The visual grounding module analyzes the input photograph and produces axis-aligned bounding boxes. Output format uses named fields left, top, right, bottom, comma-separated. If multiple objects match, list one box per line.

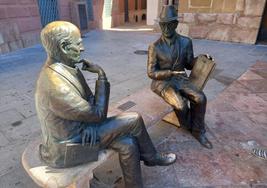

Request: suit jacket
left=147, top=33, right=194, bottom=95
left=35, top=62, right=110, bottom=168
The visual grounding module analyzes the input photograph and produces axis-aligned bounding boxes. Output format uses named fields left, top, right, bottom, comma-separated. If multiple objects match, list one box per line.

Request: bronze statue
left=147, top=5, right=213, bottom=149
left=35, top=21, right=176, bottom=188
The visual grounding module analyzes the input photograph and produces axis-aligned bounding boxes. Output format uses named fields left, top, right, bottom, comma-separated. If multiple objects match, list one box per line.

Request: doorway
left=124, top=0, right=129, bottom=22
left=257, top=2, right=267, bottom=44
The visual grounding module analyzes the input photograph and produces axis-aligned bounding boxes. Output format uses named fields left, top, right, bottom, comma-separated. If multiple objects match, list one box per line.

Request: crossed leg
left=97, top=112, right=157, bottom=188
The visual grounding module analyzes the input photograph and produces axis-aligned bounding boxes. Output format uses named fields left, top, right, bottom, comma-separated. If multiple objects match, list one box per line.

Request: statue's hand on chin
left=80, top=59, right=102, bottom=73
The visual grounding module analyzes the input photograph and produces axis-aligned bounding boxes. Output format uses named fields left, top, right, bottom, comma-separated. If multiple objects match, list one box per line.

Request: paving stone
left=222, top=81, right=253, bottom=95
left=0, top=130, right=10, bottom=147
left=256, top=93, right=267, bottom=101
left=203, top=78, right=227, bottom=101
left=0, top=142, right=28, bottom=176
left=0, top=166, right=37, bottom=188
left=0, top=109, right=24, bottom=127
left=230, top=93, right=267, bottom=113
left=206, top=99, right=237, bottom=114
left=1, top=115, right=41, bottom=143
left=238, top=70, right=264, bottom=80
left=244, top=112, right=267, bottom=126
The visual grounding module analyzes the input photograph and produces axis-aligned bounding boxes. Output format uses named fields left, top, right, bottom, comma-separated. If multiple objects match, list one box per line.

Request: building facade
left=0, top=0, right=147, bottom=54
left=148, top=0, right=267, bottom=44
left=1, top=0, right=266, bottom=54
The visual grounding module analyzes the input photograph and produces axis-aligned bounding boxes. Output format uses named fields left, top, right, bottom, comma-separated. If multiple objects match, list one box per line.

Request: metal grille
left=117, top=101, right=136, bottom=111
left=38, top=0, right=59, bottom=27
left=78, top=4, right=88, bottom=30
left=86, top=0, right=94, bottom=21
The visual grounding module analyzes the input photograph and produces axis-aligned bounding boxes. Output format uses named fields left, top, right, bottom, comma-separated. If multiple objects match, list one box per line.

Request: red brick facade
left=0, top=0, right=42, bottom=53
left=0, top=0, right=147, bottom=54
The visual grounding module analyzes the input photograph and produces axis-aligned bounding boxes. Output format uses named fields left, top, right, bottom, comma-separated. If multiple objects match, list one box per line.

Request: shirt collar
left=60, top=63, right=79, bottom=76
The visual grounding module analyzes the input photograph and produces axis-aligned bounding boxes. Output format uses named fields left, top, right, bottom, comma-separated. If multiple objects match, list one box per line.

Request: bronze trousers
left=161, top=77, right=207, bottom=134
left=96, top=112, right=157, bottom=188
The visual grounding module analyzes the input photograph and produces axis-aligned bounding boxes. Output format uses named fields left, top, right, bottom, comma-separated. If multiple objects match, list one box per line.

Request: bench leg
left=162, top=111, right=181, bottom=127
left=67, top=173, right=93, bottom=188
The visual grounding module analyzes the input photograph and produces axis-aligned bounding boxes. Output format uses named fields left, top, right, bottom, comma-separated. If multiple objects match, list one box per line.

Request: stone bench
left=22, top=138, right=115, bottom=188
left=22, top=88, right=172, bottom=188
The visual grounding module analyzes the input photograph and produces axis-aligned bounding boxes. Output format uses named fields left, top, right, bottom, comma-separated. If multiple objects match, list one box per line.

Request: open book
left=189, top=55, right=216, bottom=91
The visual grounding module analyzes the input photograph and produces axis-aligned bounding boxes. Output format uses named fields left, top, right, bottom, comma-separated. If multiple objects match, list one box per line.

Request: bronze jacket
left=147, top=33, right=194, bottom=95
left=35, top=62, right=110, bottom=168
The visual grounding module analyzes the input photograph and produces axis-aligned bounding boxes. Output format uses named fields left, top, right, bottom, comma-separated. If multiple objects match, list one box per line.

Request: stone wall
left=154, top=0, right=266, bottom=44
left=0, top=0, right=42, bottom=54
left=176, top=0, right=266, bottom=44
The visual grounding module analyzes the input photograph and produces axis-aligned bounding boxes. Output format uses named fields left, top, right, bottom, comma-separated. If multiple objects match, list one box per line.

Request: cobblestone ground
left=0, top=29, right=267, bottom=187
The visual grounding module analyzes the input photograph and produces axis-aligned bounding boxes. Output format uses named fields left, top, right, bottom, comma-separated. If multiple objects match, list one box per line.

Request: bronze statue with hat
left=147, top=4, right=214, bottom=149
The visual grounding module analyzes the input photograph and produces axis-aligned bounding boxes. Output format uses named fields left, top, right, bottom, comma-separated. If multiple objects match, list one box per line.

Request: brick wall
left=58, top=0, right=72, bottom=22
left=0, top=0, right=42, bottom=54
left=176, top=0, right=266, bottom=44
left=0, top=0, right=107, bottom=54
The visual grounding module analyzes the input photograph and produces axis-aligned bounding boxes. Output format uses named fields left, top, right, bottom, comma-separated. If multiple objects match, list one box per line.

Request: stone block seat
left=22, top=138, right=114, bottom=188
left=22, top=88, right=172, bottom=188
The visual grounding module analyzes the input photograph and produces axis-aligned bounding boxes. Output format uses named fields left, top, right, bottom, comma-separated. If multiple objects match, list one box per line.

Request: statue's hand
left=80, top=59, right=106, bottom=78
left=80, top=59, right=102, bottom=73
left=172, top=71, right=188, bottom=80
left=172, top=71, right=186, bottom=76
left=82, top=126, right=98, bottom=147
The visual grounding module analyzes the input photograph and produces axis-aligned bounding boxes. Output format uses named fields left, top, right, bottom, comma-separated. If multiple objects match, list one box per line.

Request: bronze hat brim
left=155, top=16, right=179, bottom=23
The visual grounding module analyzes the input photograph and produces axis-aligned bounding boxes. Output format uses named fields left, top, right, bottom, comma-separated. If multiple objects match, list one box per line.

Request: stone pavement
left=140, top=61, right=267, bottom=188
left=0, top=29, right=267, bottom=187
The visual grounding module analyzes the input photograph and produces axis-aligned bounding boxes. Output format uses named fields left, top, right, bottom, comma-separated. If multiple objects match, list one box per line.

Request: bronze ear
left=59, top=41, right=69, bottom=54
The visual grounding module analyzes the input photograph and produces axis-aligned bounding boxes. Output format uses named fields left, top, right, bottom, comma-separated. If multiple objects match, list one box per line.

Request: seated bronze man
left=35, top=21, right=176, bottom=188
left=147, top=5, right=213, bottom=149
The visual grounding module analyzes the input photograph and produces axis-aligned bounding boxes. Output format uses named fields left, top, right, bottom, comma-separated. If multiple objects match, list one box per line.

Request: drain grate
left=134, top=50, right=148, bottom=55
left=117, top=101, right=136, bottom=111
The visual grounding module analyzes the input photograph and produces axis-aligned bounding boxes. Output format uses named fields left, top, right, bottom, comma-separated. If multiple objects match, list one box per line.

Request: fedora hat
left=156, top=5, right=178, bottom=23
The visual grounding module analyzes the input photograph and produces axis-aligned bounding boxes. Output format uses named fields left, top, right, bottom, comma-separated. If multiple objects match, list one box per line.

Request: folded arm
left=147, top=44, right=173, bottom=80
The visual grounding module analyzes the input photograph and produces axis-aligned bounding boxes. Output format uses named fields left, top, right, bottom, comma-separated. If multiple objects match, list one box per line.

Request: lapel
left=49, top=63, right=87, bottom=99
left=160, top=38, right=173, bottom=65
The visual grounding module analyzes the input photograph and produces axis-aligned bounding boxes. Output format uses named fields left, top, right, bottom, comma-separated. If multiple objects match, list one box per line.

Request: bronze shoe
left=192, top=132, right=213, bottom=149
left=143, top=153, right=177, bottom=166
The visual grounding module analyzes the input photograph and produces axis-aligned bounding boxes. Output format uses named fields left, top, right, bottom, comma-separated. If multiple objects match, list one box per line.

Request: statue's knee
left=128, top=112, right=143, bottom=126
left=195, top=92, right=207, bottom=104
left=172, top=99, right=187, bottom=112
left=119, top=137, right=138, bottom=154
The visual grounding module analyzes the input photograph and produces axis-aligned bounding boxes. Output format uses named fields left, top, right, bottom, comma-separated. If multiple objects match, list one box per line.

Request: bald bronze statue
left=147, top=5, right=213, bottom=149
left=35, top=21, right=176, bottom=188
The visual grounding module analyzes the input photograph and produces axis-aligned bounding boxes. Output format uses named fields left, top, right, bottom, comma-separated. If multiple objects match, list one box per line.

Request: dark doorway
left=142, top=14, right=146, bottom=20
left=257, top=2, right=267, bottom=44
left=124, top=0, right=129, bottom=22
